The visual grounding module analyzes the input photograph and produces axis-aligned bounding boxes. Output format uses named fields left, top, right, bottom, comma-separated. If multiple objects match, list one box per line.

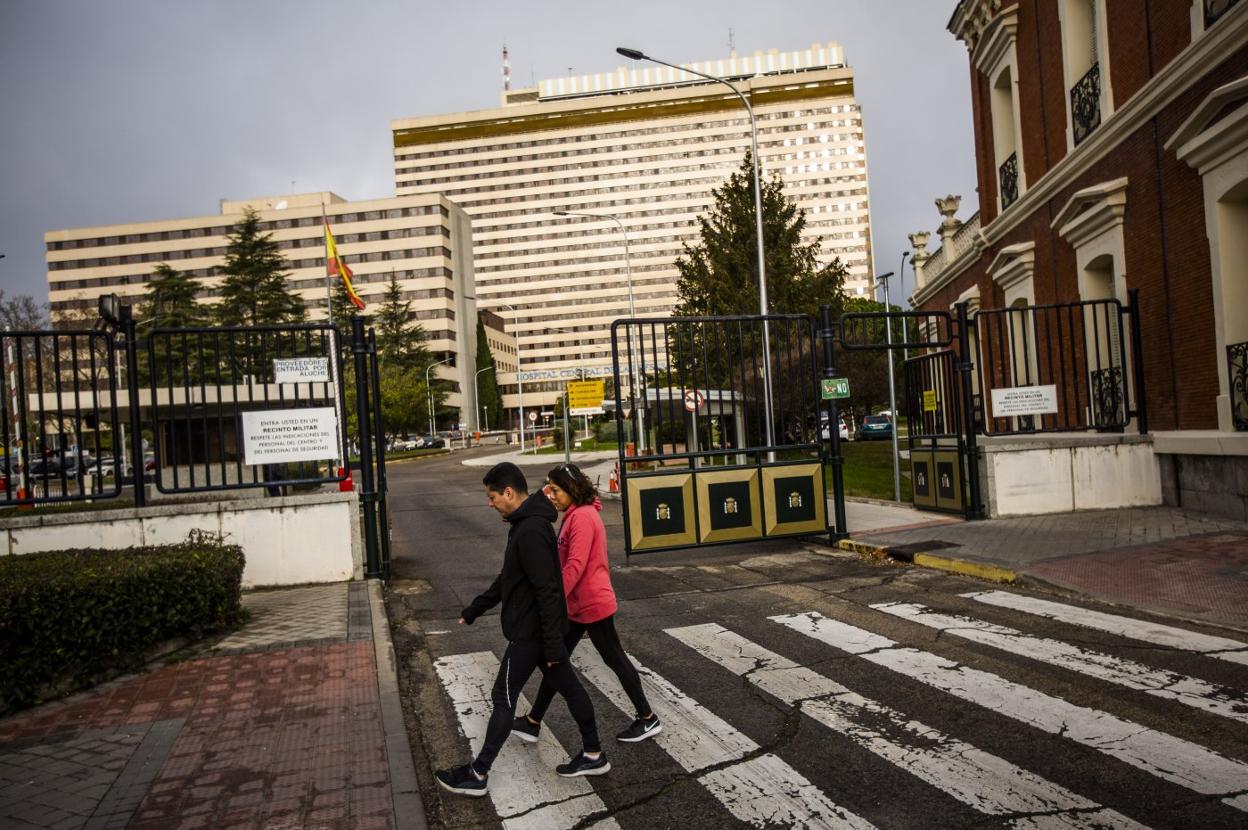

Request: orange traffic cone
left=609, top=463, right=619, bottom=493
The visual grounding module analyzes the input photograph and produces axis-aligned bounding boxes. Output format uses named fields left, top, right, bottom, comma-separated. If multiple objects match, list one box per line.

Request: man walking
left=435, top=462, right=608, bottom=797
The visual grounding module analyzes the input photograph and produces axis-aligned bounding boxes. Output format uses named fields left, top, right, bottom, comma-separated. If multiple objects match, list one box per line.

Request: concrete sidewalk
left=838, top=500, right=1248, bottom=632
left=0, top=582, right=425, bottom=830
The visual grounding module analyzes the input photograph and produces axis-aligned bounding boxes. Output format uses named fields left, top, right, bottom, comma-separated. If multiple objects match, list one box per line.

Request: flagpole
left=323, top=205, right=345, bottom=474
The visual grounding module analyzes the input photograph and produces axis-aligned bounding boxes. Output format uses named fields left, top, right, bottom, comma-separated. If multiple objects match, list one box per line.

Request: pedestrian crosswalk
left=430, top=591, right=1248, bottom=828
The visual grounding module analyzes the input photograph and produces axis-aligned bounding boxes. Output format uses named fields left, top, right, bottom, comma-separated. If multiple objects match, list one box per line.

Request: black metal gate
left=609, top=314, right=842, bottom=557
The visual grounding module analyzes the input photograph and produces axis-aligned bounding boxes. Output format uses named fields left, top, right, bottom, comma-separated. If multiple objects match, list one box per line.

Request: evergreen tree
left=836, top=296, right=909, bottom=426
left=375, top=272, right=430, bottom=371
left=473, top=319, right=502, bottom=431
left=673, top=152, right=848, bottom=319
left=138, top=263, right=202, bottom=384
left=215, top=207, right=306, bottom=327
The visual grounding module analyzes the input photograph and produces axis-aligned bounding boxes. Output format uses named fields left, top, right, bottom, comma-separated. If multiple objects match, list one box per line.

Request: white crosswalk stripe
left=665, top=621, right=1147, bottom=829
left=571, top=646, right=878, bottom=829
left=872, top=601, right=1248, bottom=725
left=432, top=652, right=621, bottom=830
left=963, top=591, right=1248, bottom=667
left=771, top=611, right=1248, bottom=811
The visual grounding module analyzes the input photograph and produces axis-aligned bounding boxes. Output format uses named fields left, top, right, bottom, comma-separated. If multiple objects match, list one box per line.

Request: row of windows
left=47, top=205, right=449, bottom=251
left=399, top=130, right=863, bottom=182
left=393, top=104, right=861, bottom=162
left=50, top=264, right=456, bottom=294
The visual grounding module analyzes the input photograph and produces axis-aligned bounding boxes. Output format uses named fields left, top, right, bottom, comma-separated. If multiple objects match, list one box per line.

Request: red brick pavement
left=1026, top=532, right=1248, bottom=630
left=0, top=641, right=393, bottom=830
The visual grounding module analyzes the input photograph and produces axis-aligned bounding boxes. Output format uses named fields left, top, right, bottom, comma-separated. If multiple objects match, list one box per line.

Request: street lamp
left=426, top=356, right=453, bottom=439
left=873, top=270, right=901, bottom=502
left=474, top=365, right=494, bottom=433
left=552, top=209, right=646, bottom=452
left=466, top=297, right=526, bottom=452
left=545, top=325, right=591, bottom=440
left=616, top=46, right=774, bottom=448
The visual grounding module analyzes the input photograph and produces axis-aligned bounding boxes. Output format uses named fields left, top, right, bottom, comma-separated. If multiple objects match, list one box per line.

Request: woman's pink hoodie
left=557, top=498, right=618, bottom=623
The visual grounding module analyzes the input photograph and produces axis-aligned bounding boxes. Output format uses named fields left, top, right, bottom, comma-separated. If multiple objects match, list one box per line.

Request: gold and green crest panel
left=695, top=468, right=763, bottom=543
left=626, top=472, right=697, bottom=551
left=761, top=463, right=826, bottom=536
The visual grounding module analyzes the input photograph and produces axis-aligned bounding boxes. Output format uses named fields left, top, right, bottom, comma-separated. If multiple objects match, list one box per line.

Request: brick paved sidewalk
left=0, top=582, right=419, bottom=830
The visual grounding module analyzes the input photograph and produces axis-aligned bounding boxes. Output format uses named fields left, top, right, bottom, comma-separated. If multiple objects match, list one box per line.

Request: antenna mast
left=502, top=44, right=511, bottom=91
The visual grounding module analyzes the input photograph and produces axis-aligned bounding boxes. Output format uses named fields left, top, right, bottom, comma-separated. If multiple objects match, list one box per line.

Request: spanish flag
left=323, top=216, right=365, bottom=310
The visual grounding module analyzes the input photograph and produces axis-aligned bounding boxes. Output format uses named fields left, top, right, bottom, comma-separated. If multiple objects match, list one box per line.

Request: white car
left=821, top=418, right=850, bottom=442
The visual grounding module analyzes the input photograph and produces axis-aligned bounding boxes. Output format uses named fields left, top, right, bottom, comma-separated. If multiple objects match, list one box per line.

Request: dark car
left=421, top=436, right=446, bottom=449
left=857, top=415, right=894, bottom=441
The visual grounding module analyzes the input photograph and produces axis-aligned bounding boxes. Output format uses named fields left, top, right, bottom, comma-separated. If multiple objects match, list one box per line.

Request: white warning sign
left=242, top=407, right=339, bottom=465
left=273, top=357, right=330, bottom=384
left=990, top=385, right=1059, bottom=418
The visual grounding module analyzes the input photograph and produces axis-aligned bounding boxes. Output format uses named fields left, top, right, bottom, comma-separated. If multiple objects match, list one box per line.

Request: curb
left=837, top=539, right=1017, bottom=584
left=368, top=580, right=428, bottom=830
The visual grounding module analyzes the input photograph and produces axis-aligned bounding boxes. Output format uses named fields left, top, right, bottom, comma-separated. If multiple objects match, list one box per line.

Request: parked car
left=857, top=414, right=894, bottom=441
left=820, top=417, right=850, bottom=442
left=420, top=435, right=446, bottom=449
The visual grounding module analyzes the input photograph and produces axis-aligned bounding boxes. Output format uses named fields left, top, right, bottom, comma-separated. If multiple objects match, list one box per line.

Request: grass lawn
left=535, top=436, right=612, bottom=454
left=827, top=440, right=911, bottom=502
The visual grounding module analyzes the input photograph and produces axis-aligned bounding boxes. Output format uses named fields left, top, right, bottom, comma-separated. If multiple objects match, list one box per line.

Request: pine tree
left=138, top=263, right=202, bottom=384
left=673, top=152, right=847, bottom=319
left=473, top=319, right=502, bottom=431
left=374, top=272, right=430, bottom=372
left=215, top=207, right=306, bottom=327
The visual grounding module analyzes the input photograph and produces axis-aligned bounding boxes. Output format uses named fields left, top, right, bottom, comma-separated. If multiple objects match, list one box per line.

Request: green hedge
left=0, top=531, right=245, bottom=713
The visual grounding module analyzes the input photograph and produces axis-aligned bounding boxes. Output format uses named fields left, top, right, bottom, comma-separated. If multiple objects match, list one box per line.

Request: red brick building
left=908, top=0, right=1248, bottom=519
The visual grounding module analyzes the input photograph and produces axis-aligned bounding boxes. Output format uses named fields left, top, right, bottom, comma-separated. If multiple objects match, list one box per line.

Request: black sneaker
left=555, top=752, right=611, bottom=777
left=435, top=764, right=488, bottom=797
left=616, top=716, right=662, bottom=743
left=511, top=716, right=540, bottom=743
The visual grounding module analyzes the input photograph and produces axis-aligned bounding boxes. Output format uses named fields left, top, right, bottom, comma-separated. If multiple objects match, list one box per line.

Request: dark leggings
left=473, top=639, right=600, bottom=774
left=528, top=615, right=652, bottom=723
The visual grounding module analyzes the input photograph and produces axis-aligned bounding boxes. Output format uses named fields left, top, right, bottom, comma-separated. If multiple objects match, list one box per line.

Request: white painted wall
left=981, top=437, right=1161, bottom=517
left=1, top=492, right=362, bottom=588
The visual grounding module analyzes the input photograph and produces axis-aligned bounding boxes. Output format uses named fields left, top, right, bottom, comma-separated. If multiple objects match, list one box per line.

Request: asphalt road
left=384, top=449, right=1248, bottom=830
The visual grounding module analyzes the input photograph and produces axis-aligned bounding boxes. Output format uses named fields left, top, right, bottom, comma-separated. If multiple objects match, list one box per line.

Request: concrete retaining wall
left=978, top=434, right=1161, bottom=517
left=1, top=492, right=362, bottom=588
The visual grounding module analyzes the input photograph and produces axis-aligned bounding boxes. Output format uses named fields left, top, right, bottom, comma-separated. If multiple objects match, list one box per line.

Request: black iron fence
left=1071, top=62, right=1102, bottom=146
left=972, top=292, right=1147, bottom=435
left=1, top=329, right=123, bottom=503
left=1230, top=339, right=1248, bottom=432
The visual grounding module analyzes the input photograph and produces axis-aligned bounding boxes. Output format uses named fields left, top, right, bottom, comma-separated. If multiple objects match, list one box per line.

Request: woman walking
left=511, top=462, right=661, bottom=744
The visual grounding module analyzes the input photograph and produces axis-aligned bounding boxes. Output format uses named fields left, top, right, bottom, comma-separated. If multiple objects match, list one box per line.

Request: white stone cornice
left=988, top=241, right=1036, bottom=293
left=949, top=0, right=1006, bottom=53
left=973, top=8, right=1020, bottom=74
left=1167, top=75, right=1248, bottom=174
left=1052, top=177, right=1129, bottom=247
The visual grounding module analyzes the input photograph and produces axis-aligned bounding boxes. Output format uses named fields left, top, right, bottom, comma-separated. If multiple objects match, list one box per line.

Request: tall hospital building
left=392, top=42, right=874, bottom=408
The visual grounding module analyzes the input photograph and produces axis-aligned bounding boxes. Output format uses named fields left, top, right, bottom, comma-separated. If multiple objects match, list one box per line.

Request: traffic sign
left=683, top=389, right=706, bottom=412
left=923, top=390, right=938, bottom=412
left=567, top=379, right=605, bottom=416
left=821, top=377, right=850, bottom=400
left=528, top=411, right=537, bottom=422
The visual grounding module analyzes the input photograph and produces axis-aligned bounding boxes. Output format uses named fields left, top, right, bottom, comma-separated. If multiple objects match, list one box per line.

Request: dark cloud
left=0, top=0, right=975, bottom=308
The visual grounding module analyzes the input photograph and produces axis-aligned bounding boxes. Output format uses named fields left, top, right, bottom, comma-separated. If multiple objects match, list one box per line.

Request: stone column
left=936, top=194, right=962, bottom=252
left=908, top=230, right=931, bottom=290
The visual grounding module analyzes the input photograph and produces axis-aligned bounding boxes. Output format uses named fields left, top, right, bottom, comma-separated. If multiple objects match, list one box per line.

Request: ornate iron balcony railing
left=1071, top=62, right=1101, bottom=146
left=999, top=152, right=1019, bottom=210
left=1230, top=339, right=1248, bottom=432
left=1206, top=0, right=1241, bottom=28
left=1090, top=366, right=1126, bottom=431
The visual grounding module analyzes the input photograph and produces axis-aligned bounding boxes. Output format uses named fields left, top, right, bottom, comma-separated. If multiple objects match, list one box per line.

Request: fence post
left=120, top=307, right=146, bottom=508
left=1127, top=288, right=1148, bottom=435
left=352, top=317, right=381, bottom=579
left=819, top=305, right=848, bottom=540
left=366, top=329, right=391, bottom=580
left=955, top=302, right=983, bottom=519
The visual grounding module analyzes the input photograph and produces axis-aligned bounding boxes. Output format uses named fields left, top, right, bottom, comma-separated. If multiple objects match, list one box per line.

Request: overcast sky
left=0, top=0, right=977, bottom=309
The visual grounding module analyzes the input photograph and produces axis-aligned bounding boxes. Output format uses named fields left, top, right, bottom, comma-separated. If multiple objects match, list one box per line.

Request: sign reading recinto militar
left=990, top=385, right=1059, bottom=418
left=242, top=407, right=339, bottom=465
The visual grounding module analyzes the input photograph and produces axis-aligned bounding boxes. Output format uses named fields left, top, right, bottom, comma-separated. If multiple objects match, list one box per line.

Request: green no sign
left=821, top=377, right=850, bottom=399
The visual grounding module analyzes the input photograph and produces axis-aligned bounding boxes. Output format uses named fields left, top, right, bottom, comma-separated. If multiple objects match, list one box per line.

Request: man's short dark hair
left=483, top=462, right=527, bottom=495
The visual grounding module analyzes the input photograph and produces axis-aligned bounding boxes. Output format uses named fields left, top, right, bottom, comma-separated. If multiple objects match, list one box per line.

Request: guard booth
left=610, top=314, right=841, bottom=558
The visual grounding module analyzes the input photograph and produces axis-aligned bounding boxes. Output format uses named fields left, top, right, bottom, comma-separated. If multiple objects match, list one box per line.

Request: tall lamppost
left=616, top=46, right=774, bottom=449
left=552, top=209, right=646, bottom=452
left=473, top=365, right=494, bottom=433
left=426, top=356, right=453, bottom=439
left=874, top=270, right=901, bottom=502
left=467, top=297, right=526, bottom=452
left=545, top=325, right=591, bottom=439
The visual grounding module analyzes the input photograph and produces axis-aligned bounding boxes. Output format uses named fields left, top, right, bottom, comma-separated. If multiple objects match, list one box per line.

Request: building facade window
left=1060, top=0, right=1112, bottom=148
left=976, top=9, right=1025, bottom=213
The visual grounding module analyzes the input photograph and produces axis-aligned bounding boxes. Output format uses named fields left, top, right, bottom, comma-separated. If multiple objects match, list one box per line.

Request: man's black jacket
left=461, top=491, right=568, bottom=662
